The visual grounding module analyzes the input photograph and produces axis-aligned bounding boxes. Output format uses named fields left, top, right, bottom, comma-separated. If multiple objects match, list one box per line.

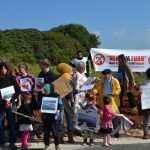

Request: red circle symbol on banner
left=93, top=54, right=105, bottom=66
left=148, top=56, right=150, bottom=64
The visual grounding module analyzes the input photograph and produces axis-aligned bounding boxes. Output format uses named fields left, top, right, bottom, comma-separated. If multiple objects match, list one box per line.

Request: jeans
left=143, top=115, right=150, bottom=134
left=0, top=106, right=17, bottom=144
left=59, top=108, right=74, bottom=133
left=112, top=116, right=120, bottom=137
left=126, top=92, right=137, bottom=108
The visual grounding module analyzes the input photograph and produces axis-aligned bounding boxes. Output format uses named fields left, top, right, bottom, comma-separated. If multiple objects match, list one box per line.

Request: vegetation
left=0, top=24, right=100, bottom=66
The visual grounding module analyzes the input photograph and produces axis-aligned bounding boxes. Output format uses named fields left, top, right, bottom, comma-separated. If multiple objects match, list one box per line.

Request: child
left=100, top=96, right=123, bottom=147
left=17, top=93, right=33, bottom=149
left=40, top=83, right=63, bottom=150
left=80, top=92, right=97, bottom=146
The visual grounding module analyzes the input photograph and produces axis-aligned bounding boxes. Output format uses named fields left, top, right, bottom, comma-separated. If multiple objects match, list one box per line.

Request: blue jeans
left=143, top=115, right=150, bottom=134
left=112, top=116, right=120, bottom=137
left=59, top=108, right=74, bottom=133
left=0, top=106, right=17, bottom=144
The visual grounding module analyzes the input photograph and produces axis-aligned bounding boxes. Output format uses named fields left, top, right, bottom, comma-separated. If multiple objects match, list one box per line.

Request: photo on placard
left=35, top=78, right=44, bottom=91
left=20, top=78, right=31, bottom=92
left=75, top=108, right=100, bottom=132
left=41, top=97, right=58, bottom=114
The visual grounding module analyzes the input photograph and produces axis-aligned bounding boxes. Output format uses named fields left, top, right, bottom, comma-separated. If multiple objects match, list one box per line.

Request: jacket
left=94, top=76, right=121, bottom=108
left=0, top=74, right=21, bottom=106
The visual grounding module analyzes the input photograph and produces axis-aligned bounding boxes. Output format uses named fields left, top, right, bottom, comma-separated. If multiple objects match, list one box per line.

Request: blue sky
left=1, top=0, right=150, bottom=49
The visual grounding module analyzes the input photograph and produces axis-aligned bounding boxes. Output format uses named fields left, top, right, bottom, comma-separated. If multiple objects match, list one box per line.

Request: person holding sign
left=80, top=92, right=97, bottom=146
left=100, top=96, right=123, bottom=147
left=0, top=62, right=21, bottom=149
left=139, top=68, right=150, bottom=139
left=17, top=62, right=35, bottom=93
left=39, top=83, right=63, bottom=150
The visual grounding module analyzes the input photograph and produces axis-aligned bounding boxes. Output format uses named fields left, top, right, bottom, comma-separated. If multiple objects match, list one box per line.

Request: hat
left=102, top=69, right=112, bottom=75
left=43, top=83, right=54, bottom=94
left=56, top=63, right=72, bottom=74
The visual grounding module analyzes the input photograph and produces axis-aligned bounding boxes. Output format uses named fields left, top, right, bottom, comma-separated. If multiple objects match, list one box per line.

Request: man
left=70, top=51, right=88, bottom=74
left=95, top=69, right=121, bottom=138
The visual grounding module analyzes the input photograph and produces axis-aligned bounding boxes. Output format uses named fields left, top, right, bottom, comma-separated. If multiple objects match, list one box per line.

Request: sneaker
left=9, top=143, right=18, bottom=150
left=143, top=134, right=149, bottom=139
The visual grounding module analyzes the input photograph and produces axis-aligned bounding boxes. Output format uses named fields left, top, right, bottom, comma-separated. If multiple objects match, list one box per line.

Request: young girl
left=80, top=92, right=97, bottom=146
left=17, top=93, right=33, bottom=149
left=101, top=96, right=122, bottom=147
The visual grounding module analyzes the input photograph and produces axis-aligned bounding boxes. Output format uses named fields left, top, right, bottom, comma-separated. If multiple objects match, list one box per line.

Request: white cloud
left=113, top=29, right=126, bottom=38
left=92, top=30, right=101, bottom=37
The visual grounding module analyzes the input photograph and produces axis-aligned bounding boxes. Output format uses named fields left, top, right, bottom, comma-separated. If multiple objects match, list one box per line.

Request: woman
left=17, top=62, right=35, bottom=93
left=118, top=54, right=137, bottom=112
left=0, top=62, right=21, bottom=149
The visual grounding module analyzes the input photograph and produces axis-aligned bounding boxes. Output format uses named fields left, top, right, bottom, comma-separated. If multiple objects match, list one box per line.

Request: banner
left=90, top=48, right=150, bottom=72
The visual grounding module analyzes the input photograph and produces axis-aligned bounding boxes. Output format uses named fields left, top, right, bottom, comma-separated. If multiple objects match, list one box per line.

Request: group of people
left=0, top=51, right=150, bottom=150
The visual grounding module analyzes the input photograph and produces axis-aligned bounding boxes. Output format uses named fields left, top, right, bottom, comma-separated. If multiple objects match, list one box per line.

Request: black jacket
left=17, top=104, right=33, bottom=124
left=38, top=70, right=58, bottom=84
left=0, top=74, right=21, bottom=107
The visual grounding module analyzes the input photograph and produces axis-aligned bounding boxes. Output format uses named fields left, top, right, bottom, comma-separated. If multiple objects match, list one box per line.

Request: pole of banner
left=12, top=110, right=42, bottom=124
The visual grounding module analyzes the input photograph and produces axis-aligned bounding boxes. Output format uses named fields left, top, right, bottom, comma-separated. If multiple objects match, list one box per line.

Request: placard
left=140, top=85, right=150, bottom=110
left=20, top=78, right=31, bottom=92
left=52, top=75, right=72, bottom=98
left=0, top=86, right=15, bottom=101
left=35, top=78, right=44, bottom=91
left=75, top=108, right=100, bottom=132
left=41, top=97, right=58, bottom=113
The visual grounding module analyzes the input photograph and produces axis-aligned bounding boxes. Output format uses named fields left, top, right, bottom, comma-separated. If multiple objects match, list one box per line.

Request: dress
left=17, top=104, right=33, bottom=131
left=101, top=104, right=116, bottom=134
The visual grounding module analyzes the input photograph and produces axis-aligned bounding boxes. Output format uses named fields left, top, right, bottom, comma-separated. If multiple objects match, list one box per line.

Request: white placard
left=0, top=86, right=15, bottom=101
left=140, top=85, right=150, bottom=110
left=41, top=97, right=58, bottom=114
left=35, top=78, right=44, bottom=91
left=75, top=108, right=100, bottom=133
left=20, top=78, right=31, bottom=92
left=80, top=84, right=95, bottom=91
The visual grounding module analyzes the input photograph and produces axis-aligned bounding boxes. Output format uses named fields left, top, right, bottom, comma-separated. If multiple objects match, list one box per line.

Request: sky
left=1, top=0, right=150, bottom=49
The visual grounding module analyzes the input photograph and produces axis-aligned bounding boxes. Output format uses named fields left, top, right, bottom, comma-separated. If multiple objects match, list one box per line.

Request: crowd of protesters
left=0, top=51, right=150, bottom=150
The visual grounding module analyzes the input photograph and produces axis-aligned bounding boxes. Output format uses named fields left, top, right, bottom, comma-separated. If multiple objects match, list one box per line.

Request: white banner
left=90, top=48, right=150, bottom=72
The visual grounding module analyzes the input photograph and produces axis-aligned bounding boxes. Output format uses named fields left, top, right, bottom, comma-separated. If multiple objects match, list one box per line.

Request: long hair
left=0, top=62, right=10, bottom=78
left=146, top=68, right=150, bottom=79
left=118, top=54, right=127, bottom=63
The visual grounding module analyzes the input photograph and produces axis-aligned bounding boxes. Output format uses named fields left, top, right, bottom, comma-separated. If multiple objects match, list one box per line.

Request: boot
left=89, top=138, right=94, bottom=146
left=68, top=133, right=75, bottom=143
left=55, top=145, right=60, bottom=150
left=103, top=136, right=109, bottom=147
left=60, top=133, right=65, bottom=144
left=82, top=138, right=87, bottom=146
left=107, top=135, right=112, bottom=145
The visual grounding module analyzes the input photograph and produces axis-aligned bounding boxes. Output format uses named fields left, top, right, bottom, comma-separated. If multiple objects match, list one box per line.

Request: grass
left=28, top=64, right=144, bottom=85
